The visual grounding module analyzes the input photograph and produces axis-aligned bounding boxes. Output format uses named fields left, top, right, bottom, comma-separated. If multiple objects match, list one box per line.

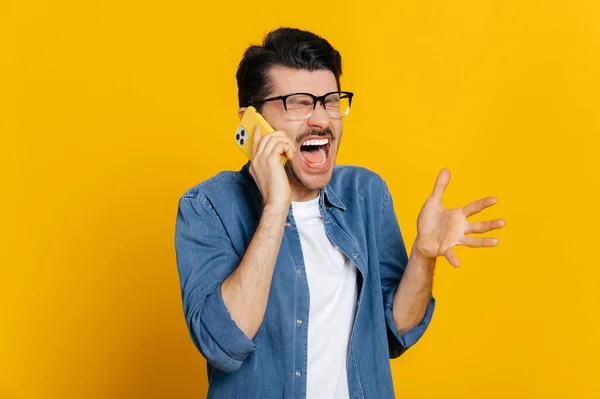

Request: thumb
left=444, top=247, right=461, bottom=268
left=431, top=169, right=450, bottom=200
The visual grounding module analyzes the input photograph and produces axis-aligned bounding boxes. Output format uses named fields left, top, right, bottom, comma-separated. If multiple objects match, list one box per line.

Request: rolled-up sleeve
left=378, top=183, right=436, bottom=359
left=175, top=195, right=256, bottom=373
left=384, top=289, right=436, bottom=357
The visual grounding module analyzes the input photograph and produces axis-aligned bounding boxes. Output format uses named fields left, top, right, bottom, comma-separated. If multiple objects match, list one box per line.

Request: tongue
left=301, top=147, right=325, bottom=164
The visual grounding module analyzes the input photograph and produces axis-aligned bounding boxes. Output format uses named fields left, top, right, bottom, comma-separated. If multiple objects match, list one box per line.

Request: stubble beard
left=286, top=130, right=342, bottom=191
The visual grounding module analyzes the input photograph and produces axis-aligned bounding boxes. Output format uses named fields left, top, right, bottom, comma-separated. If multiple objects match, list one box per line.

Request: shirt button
left=296, top=319, right=303, bottom=325
left=353, top=252, right=360, bottom=259
left=296, top=268, right=301, bottom=275
left=325, top=219, right=330, bottom=225
left=295, top=371, right=302, bottom=378
left=285, top=222, right=291, bottom=228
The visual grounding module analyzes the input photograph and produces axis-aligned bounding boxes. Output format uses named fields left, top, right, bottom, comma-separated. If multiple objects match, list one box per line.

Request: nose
left=306, top=101, right=330, bottom=130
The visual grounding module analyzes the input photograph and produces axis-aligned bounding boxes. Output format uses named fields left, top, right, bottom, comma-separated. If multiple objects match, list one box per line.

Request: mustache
left=296, top=127, right=335, bottom=145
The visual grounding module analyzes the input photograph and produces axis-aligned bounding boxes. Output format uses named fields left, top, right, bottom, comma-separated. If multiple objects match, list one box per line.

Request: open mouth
left=299, top=138, right=331, bottom=166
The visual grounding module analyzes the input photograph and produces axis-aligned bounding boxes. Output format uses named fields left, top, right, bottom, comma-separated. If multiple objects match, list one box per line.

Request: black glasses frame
left=251, top=91, right=354, bottom=119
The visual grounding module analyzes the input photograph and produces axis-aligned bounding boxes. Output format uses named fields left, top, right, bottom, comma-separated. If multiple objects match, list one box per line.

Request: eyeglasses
left=252, top=91, right=354, bottom=120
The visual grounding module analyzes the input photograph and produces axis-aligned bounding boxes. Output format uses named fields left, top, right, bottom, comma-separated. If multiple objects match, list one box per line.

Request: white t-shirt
left=292, top=196, right=358, bottom=399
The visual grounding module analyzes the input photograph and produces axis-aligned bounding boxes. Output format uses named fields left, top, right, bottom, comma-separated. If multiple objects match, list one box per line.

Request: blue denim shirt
left=174, top=162, right=436, bottom=398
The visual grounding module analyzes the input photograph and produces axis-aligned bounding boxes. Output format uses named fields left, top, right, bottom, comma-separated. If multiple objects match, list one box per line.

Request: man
left=175, top=27, right=505, bottom=398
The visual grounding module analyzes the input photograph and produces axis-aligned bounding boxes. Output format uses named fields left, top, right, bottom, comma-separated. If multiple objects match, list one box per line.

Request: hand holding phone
left=235, top=106, right=287, bottom=166
left=235, top=107, right=295, bottom=208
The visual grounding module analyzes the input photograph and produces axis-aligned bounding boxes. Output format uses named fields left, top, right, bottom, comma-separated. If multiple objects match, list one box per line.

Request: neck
left=288, top=172, right=320, bottom=202
left=290, top=185, right=319, bottom=202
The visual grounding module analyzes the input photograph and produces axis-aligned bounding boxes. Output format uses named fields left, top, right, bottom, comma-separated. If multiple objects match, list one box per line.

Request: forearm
left=221, top=205, right=288, bottom=340
left=392, top=238, right=436, bottom=335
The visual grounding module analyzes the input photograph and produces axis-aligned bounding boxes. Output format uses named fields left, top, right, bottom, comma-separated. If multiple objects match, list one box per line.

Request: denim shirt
left=174, top=162, right=436, bottom=399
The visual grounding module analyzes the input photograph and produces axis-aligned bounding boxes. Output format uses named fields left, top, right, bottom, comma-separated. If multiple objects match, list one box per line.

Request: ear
left=238, top=107, right=247, bottom=120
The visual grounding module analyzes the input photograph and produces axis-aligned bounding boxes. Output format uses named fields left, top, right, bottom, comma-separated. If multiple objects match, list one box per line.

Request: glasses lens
left=324, top=92, right=351, bottom=118
left=285, top=94, right=315, bottom=120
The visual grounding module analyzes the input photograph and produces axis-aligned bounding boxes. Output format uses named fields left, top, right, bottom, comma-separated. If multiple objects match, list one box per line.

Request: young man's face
left=256, top=66, right=344, bottom=194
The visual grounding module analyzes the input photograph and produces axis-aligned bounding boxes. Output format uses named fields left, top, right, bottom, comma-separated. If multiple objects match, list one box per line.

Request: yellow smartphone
left=235, top=106, right=287, bottom=166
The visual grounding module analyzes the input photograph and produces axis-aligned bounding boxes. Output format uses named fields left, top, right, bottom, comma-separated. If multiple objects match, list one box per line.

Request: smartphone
left=235, top=106, right=287, bottom=166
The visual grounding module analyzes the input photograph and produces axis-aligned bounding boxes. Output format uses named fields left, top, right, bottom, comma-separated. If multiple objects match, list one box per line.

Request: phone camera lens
left=240, top=139, right=245, bottom=145
left=236, top=134, right=240, bottom=140
left=241, top=130, right=245, bottom=137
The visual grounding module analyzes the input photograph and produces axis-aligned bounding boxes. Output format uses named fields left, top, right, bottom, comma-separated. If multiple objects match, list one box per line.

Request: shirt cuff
left=200, top=284, right=257, bottom=361
left=385, top=290, right=436, bottom=349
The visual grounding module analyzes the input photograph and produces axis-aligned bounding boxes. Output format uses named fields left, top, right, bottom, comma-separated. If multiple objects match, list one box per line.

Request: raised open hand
left=414, top=169, right=506, bottom=267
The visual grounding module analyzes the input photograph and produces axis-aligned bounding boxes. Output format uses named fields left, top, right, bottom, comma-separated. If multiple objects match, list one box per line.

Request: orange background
left=1, top=0, right=599, bottom=398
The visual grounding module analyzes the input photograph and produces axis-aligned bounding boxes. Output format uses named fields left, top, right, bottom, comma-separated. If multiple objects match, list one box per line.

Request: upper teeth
left=303, top=139, right=329, bottom=146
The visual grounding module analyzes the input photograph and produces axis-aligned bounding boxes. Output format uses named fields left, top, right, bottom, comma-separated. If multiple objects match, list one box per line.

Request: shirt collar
left=322, top=183, right=346, bottom=211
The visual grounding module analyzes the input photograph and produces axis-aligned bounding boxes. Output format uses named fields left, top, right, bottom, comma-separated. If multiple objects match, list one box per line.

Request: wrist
left=263, top=202, right=290, bottom=217
left=412, top=236, right=437, bottom=262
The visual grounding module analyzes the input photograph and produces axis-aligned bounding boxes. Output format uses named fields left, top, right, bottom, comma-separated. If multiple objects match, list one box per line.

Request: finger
left=256, top=131, right=289, bottom=158
left=465, top=218, right=506, bottom=234
left=443, top=247, right=461, bottom=267
left=273, top=143, right=295, bottom=162
left=463, top=196, right=497, bottom=217
left=268, top=136, right=296, bottom=161
left=284, top=137, right=296, bottom=159
left=284, top=144, right=294, bottom=160
left=271, top=140, right=295, bottom=162
left=262, top=137, right=295, bottom=162
left=431, top=169, right=450, bottom=200
left=460, top=236, right=499, bottom=247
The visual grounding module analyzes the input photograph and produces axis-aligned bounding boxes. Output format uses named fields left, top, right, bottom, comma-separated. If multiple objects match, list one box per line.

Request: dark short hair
left=236, top=27, right=343, bottom=108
